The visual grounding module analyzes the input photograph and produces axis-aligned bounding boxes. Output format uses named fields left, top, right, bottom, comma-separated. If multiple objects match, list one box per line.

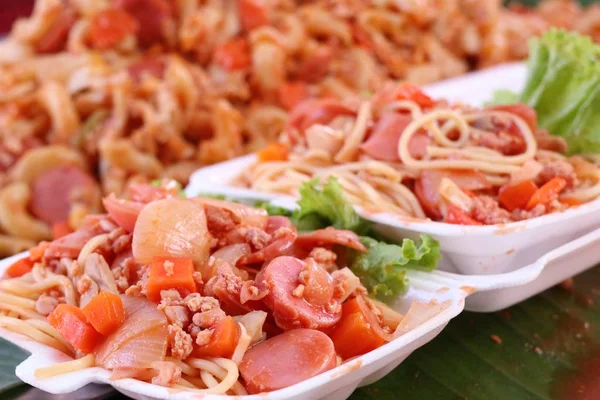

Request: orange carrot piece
left=6, top=257, right=34, bottom=278
left=526, top=177, right=567, bottom=210
left=329, top=298, right=386, bottom=359
left=48, top=304, right=103, bottom=353
left=89, top=8, right=138, bottom=50
left=213, top=38, right=251, bottom=71
left=498, top=180, right=538, bottom=211
left=277, top=81, right=309, bottom=111
left=52, top=221, right=73, bottom=239
left=29, top=241, right=49, bottom=262
left=239, top=0, right=269, bottom=31
left=146, top=257, right=196, bottom=302
left=82, top=291, right=125, bottom=335
left=192, top=316, right=241, bottom=358
left=257, top=143, right=289, bottom=163
left=444, top=205, right=482, bottom=226
left=561, top=197, right=582, bottom=207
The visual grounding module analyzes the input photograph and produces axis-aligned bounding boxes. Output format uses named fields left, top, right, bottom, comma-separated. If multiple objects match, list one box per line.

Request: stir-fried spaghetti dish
left=235, top=82, right=600, bottom=225
left=0, top=180, right=442, bottom=394
left=0, top=1, right=600, bottom=256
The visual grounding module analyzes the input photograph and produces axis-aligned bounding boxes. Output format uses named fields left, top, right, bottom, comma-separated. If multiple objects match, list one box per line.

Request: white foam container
left=0, top=252, right=467, bottom=400
left=3, top=224, right=600, bottom=398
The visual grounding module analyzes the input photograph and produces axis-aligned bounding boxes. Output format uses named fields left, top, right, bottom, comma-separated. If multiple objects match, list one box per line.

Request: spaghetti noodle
left=0, top=0, right=599, bottom=255
left=236, top=84, right=600, bottom=225
left=0, top=183, right=441, bottom=394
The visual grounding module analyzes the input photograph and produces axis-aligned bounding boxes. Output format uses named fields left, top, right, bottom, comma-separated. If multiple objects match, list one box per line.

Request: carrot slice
left=6, top=257, right=34, bottom=278
left=257, top=143, right=289, bottom=163
left=213, top=38, right=251, bottom=71
left=52, top=221, right=73, bottom=239
left=329, top=297, right=387, bottom=359
left=82, top=291, right=125, bottom=335
left=444, top=205, right=482, bottom=226
left=526, top=177, right=567, bottom=210
left=277, top=81, right=309, bottom=111
left=146, top=256, right=196, bottom=302
left=239, top=0, right=269, bottom=31
left=498, top=180, right=538, bottom=211
left=48, top=304, right=103, bottom=353
left=89, top=8, right=139, bottom=50
left=561, top=197, right=582, bottom=207
left=29, top=242, right=49, bottom=262
left=192, top=316, right=241, bottom=358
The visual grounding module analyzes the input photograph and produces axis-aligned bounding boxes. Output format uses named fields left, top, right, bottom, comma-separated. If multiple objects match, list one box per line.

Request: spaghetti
left=0, top=0, right=599, bottom=255
left=0, top=183, right=440, bottom=395
left=236, top=84, right=600, bottom=225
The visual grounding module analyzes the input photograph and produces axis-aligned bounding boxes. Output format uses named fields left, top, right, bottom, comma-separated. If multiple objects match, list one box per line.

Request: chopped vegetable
left=349, top=235, right=440, bottom=300
left=329, top=297, right=387, bottom=359
left=257, top=143, right=289, bottom=163
left=52, top=222, right=73, bottom=239
left=444, top=205, right=482, bottom=226
left=519, top=30, right=600, bottom=154
left=5, top=257, right=34, bottom=278
left=48, top=304, right=103, bottom=353
left=486, top=89, right=518, bottom=106
left=277, top=81, right=309, bottom=111
left=192, top=316, right=240, bottom=358
left=498, top=180, right=538, bottom=211
left=88, top=8, right=139, bottom=50
left=29, top=242, right=49, bottom=262
left=146, top=257, right=196, bottom=302
left=293, top=177, right=369, bottom=233
left=75, top=110, right=109, bottom=149
left=213, top=38, right=251, bottom=71
left=82, top=291, right=125, bottom=335
left=526, top=177, right=567, bottom=210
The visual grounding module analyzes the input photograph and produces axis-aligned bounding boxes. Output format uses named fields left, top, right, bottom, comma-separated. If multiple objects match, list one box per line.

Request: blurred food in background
left=0, top=0, right=599, bottom=257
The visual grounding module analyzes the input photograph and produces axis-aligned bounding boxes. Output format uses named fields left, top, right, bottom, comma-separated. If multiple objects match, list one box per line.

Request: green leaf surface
left=0, top=339, right=28, bottom=394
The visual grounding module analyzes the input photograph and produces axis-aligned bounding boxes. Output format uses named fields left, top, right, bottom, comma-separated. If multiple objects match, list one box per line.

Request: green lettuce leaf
left=519, top=29, right=600, bottom=154
left=254, top=201, right=293, bottom=217
left=349, top=235, right=441, bottom=301
left=485, top=89, right=519, bottom=106
left=292, top=177, right=370, bottom=234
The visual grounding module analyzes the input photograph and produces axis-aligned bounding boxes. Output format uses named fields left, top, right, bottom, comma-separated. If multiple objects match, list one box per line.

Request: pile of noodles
left=0, top=0, right=599, bottom=254
left=235, top=87, right=600, bottom=221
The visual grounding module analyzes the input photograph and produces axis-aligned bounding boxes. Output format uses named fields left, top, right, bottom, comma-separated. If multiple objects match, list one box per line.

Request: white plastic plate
left=0, top=252, right=467, bottom=400
left=187, top=154, right=600, bottom=277
left=3, top=226, right=600, bottom=398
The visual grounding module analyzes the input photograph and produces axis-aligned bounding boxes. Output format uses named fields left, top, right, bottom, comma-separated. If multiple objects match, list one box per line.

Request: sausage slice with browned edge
left=239, top=329, right=337, bottom=394
left=256, top=256, right=342, bottom=330
left=29, top=165, right=98, bottom=225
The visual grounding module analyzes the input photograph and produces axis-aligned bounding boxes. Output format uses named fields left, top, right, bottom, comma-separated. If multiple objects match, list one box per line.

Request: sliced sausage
left=415, top=170, right=491, bottom=220
left=113, top=0, right=171, bottom=47
left=295, top=227, right=366, bottom=252
left=361, top=113, right=431, bottom=161
left=255, top=256, right=341, bottom=330
left=238, top=228, right=297, bottom=265
left=265, top=216, right=295, bottom=235
left=29, top=165, right=98, bottom=225
left=286, top=99, right=356, bottom=134
left=36, top=9, right=78, bottom=53
left=103, top=194, right=145, bottom=233
left=127, top=57, right=166, bottom=82
left=239, top=329, right=337, bottom=393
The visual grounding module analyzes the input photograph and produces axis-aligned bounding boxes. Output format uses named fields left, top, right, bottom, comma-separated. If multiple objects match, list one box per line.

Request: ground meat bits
left=537, top=160, right=578, bottom=188
left=470, top=195, right=512, bottom=225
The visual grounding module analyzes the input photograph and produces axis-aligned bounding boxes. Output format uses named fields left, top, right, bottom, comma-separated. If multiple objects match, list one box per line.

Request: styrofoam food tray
left=187, top=154, right=600, bottom=277
left=4, top=224, right=600, bottom=397
left=186, top=165, right=600, bottom=311
left=0, top=252, right=467, bottom=400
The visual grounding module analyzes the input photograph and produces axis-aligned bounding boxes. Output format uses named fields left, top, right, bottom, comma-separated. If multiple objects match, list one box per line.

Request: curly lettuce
left=349, top=235, right=440, bottom=301
left=278, top=177, right=440, bottom=301
left=519, top=30, right=600, bottom=154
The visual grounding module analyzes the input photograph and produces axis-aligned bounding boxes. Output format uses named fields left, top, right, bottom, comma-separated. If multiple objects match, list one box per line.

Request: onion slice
left=132, top=198, right=212, bottom=266
left=95, top=296, right=168, bottom=370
